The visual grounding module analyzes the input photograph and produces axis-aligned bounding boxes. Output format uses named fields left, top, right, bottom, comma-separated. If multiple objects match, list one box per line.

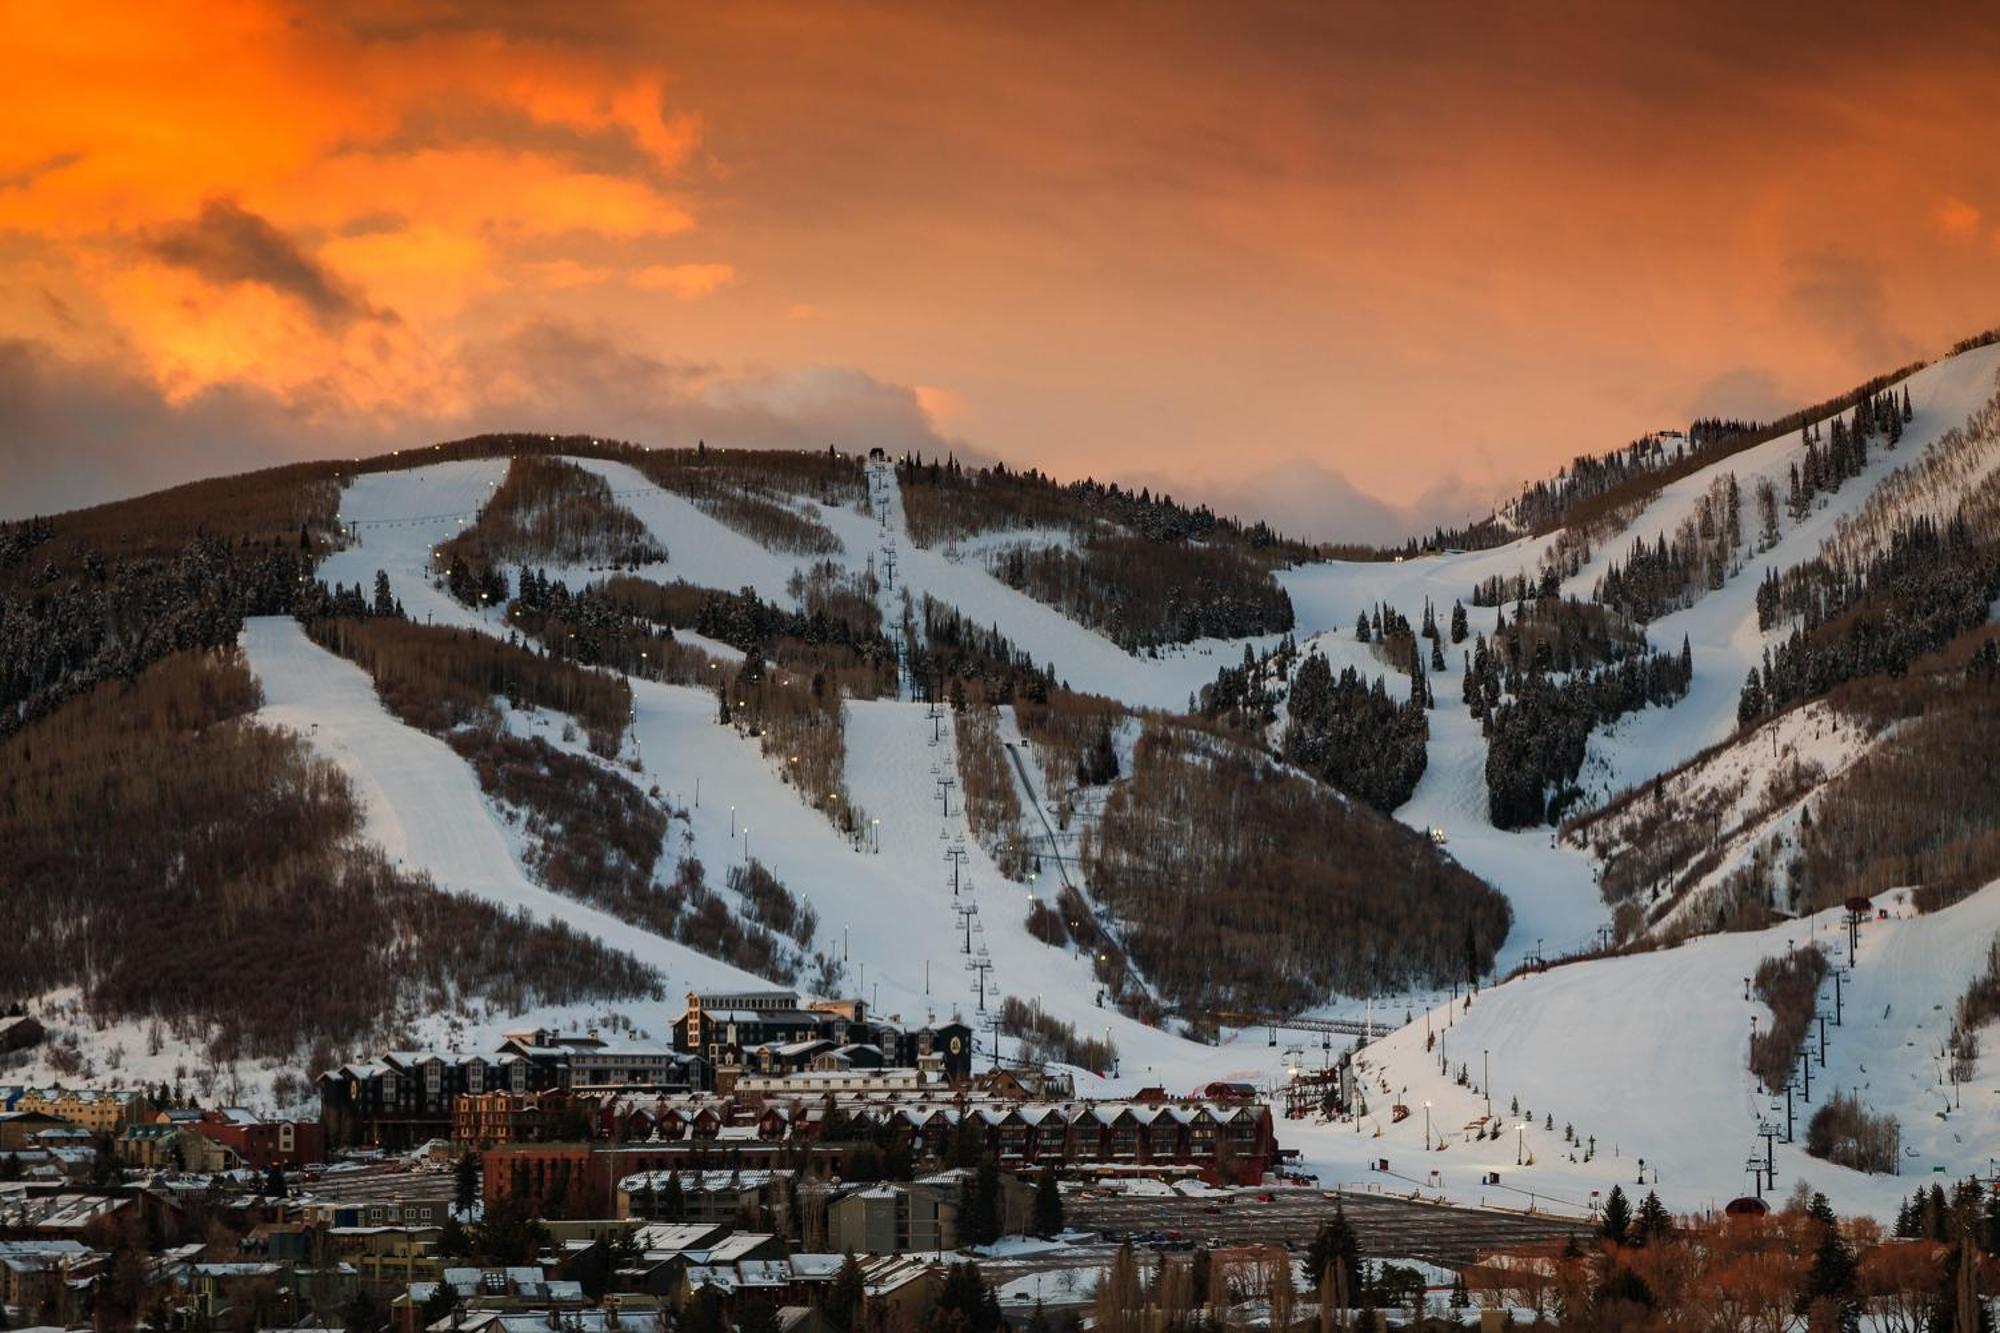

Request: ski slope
left=239, top=615, right=763, bottom=998
left=172, top=337, right=2000, bottom=1219
left=318, top=456, right=512, bottom=634
left=1275, top=883, right=2000, bottom=1221
left=571, top=458, right=809, bottom=605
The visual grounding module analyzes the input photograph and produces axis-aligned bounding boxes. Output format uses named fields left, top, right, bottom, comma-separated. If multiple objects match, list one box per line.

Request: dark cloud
left=1784, top=252, right=1920, bottom=370
left=0, top=151, right=83, bottom=192
left=1134, top=457, right=1494, bottom=549
left=0, top=326, right=955, bottom=520
left=0, top=337, right=359, bottom=518
left=359, top=103, right=674, bottom=186
left=141, top=198, right=382, bottom=327
left=1685, top=366, right=1790, bottom=424
left=454, top=317, right=955, bottom=456
left=335, top=210, right=410, bottom=238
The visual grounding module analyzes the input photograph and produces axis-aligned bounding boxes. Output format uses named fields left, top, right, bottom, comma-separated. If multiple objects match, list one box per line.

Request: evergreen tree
left=1450, top=600, right=1469, bottom=644
left=826, top=1254, right=866, bottom=1332
left=965, top=1161, right=1004, bottom=1246
left=436, top=1215, right=470, bottom=1260
left=1738, top=668, right=1766, bottom=727
left=1033, top=1167, right=1064, bottom=1238
left=1632, top=1190, right=1672, bottom=1246
left=340, top=1288, right=383, bottom=1333
left=1800, top=1217, right=1858, bottom=1327
left=682, top=1285, right=727, bottom=1333
left=1305, top=1209, right=1363, bottom=1297
left=1077, top=722, right=1120, bottom=786
left=419, top=1283, right=458, bottom=1328
left=453, top=1151, right=479, bottom=1215
left=1600, top=1184, right=1631, bottom=1245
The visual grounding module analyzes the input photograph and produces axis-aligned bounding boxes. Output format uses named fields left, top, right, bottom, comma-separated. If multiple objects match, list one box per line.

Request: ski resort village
left=14, top=5, right=2000, bottom=1329
left=11, top=330, right=2000, bottom=1330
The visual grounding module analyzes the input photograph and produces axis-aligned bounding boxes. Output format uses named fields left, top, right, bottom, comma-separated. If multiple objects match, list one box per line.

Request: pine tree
left=966, top=1161, right=1003, bottom=1246
left=453, top=1152, right=479, bottom=1215
left=1631, top=1190, right=1671, bottom=1246
left=826, top=1254, right=865, bottom=1332
left=340, top=1288, right=383, bottom=1333
left=1600, top=1184, right=1631, bottom=1244
left=1033, top=1168, right=1064, bottom=1237
left=436, top=1214, right=470, bottom=1259
left=1737, top=668, right=1765, bottom=727
left=1450, top=600, right=1469, bottom=644
left=1306, top=1210, right=1363, bottom=1297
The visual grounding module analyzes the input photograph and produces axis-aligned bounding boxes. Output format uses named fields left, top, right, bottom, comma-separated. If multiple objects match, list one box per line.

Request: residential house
left=119, top=1123, right=239, bottom=1173
left=185, top=1108, right=326, bottom=1170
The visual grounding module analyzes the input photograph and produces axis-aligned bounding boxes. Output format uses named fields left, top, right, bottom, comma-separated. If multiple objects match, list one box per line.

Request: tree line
left=1083, top=721, right=1509, bottom=1014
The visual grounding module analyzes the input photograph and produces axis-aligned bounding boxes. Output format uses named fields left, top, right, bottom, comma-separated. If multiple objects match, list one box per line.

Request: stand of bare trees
left=0, top=648, right=658, bottom=1059
left=1083, top=722, right=1509, bottom=1013
left=955, top=707, right=1031, bottom=880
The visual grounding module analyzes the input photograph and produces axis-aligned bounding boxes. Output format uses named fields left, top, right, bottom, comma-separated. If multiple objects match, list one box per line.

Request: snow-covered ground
left=1279, top=883, right=2000, bottom=1221
left=1566, top=701, right=1881, bottom=937
left=240, top=615, right=762, bottom=1000
left=240, top=587, right=2000, bottom=1217
left=33, top=340, right=2000, bottom=1222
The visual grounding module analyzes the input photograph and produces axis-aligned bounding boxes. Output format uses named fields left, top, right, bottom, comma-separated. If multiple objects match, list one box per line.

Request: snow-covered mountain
left=10, top=334, right=2000, bottom=1221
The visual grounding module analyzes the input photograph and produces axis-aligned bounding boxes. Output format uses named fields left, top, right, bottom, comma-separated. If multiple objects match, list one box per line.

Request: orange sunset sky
left=5, top=1, right=2000, bottom=540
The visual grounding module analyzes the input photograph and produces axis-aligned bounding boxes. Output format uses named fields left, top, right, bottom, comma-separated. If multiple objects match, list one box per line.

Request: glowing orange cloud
left=8, top=0, right=2000, bottom=536
left=631, top=263, right=736, bottom=299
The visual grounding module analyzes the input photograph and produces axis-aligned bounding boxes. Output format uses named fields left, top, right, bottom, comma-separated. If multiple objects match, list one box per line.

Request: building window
left=467, top=1063, right=484, bottom=1094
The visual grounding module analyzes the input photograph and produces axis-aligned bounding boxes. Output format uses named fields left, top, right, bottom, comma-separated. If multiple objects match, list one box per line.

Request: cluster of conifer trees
left=0, top=529, right=317, bottom=735
left=1468, top=602, right=1693, bottom=827
left=1595, top=475, right=1745, bottom=621
left=1282, top=651, right=1429, bottom=812
left=895, top=451, right=1310, bottom=556
left=1741, top=513, right=2000, bottom=724
left=909, top=596, right=1058, bottom=707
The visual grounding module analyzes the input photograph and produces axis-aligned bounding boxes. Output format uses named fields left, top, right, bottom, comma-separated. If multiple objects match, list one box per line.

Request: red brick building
left=183, top=1110, right=326, bottom=1171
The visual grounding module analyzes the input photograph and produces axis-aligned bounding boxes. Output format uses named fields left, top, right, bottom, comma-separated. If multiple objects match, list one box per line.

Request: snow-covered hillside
left=25, top=337, right=2000, bottom=1224
left=1289, top=883, right=2000, bottom=1221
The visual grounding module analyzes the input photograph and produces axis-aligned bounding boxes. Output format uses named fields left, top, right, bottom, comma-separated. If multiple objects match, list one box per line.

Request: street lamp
left=1517, top=1122, right=1529, bottom=1165
left=1424, top=1100, right=1432, bottom=1150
